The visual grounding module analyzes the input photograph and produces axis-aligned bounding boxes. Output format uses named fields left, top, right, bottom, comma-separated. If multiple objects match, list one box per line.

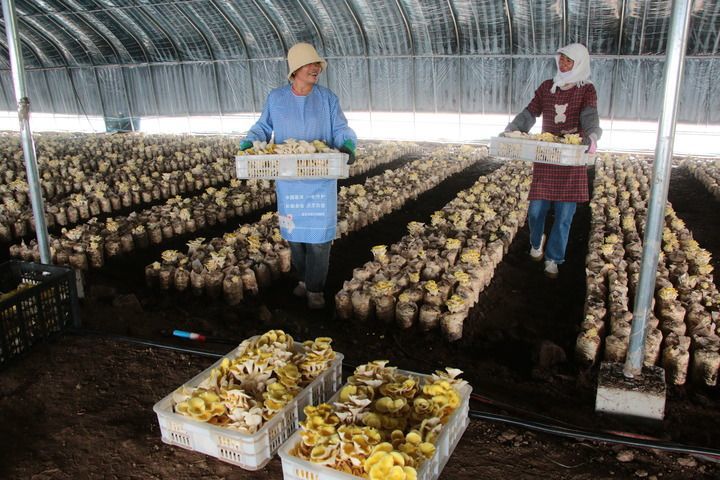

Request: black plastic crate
left=0, top=260, right=80, bottom=365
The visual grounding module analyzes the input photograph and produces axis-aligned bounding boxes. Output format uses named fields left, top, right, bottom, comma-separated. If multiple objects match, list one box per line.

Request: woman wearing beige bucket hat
left=240, top=43, right=357, bottom=310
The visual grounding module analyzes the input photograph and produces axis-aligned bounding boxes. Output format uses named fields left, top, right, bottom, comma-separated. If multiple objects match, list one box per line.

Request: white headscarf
left=551, top=43, right=592, bottom=93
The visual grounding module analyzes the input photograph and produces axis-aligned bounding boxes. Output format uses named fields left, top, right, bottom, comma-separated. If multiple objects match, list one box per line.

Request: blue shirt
left=245, top=84, right=356, bottom=243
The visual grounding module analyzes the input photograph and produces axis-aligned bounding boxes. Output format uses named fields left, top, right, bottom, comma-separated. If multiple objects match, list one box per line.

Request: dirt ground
left=1, top=154, right=719, bottom=479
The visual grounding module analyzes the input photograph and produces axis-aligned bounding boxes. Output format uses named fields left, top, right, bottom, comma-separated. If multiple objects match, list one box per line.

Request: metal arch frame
left=711, top=4, right=720, bottom=55
left=461, top=0, right=483, bottom=52
left=528, top=0, right=537, bottom=54
left=585, top=0, right=591, bottom=46
left=97, top=8, right=162, bottom=118
left=339, top=0, right=373, bottom=114
left=445, top=0, right=460, bottom=53
left=445, top=0, right=461, bottom=129
left=173, top=3, right=224, bottom=119
left=692, top=0, right=720, bottom=55
left=248, top=0, right=287, bottom=55
left=22, top=8, right=99, bottom=65
left=21, top=0, right=199, bottom=19
left=638, top=0, right=649, bottom=56
left=71, top=20, right=137, bottom=126
left=104, top=22, right=159, bottom=121
left=296, top=0, right=326, bottom=52
left=618, top=0, right=627, bottom=55
left=77, top=10, right=148, bottom=64
left=241, top=0, right=287, bottom=107
left=392, top=0, right=416, bottom=117
left=503, top=0, right=514, bottom=53
left=607, top=0, right=628, bottom=130
left=392, top=0, right=414, bottom=54
left=0, top=29, right=48, bottom=68
left=51, top=0, right=138, bottom=127
left=297, top=0, right=335, bottom=93
left=7, top=18, right=84, bottom=116
left=0, top=24, right=83, bottom=119
left=206, top=0, right=257, bottom=115
left=19, top=13, right=108, bottom=118
left=52, top=0, right=123, bottom=63
left=63, top=2, right=160, bottom=122
left=132, top=5, right=192, bottom=120
left=562, top=0, right=568, bottom=44
left=503, top=0, right=514, bottom=117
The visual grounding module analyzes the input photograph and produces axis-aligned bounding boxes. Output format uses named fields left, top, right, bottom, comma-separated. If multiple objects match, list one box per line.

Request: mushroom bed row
left=684, top=157, right=720, bottom=201
left=0, top=132, right=417, bottom=242
left=8, top=141, right=417, bottom=267
left=577, top=154, right=720, bottom=386
left=334, top=161, right=531, bottom=342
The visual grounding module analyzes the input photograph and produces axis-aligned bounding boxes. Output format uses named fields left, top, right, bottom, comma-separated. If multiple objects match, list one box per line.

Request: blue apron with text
left=276, top=179, right=337, bottom=243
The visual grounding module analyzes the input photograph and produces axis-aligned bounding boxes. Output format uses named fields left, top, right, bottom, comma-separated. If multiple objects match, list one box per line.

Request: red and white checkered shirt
left=526, top=79, right=597, bottom=202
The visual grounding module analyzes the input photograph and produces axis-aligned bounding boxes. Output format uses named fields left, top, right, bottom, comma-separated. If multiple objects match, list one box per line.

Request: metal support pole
left=2, top=0, right=50, bottom=264
left=623, top=0, right=692, bottom=378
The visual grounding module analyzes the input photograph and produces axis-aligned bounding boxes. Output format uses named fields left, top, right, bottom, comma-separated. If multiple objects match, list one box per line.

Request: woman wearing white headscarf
left=240, top=43, right=357, bottom=309
left=505, top=43, right=602, bottom=278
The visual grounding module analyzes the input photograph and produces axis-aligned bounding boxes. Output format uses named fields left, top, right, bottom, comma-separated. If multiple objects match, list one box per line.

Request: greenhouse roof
left=0, top=1, right=719, bottom=123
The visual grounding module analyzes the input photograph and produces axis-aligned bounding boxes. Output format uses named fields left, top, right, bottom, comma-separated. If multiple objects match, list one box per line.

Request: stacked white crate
left=490, top=136, right=595, bottom=166
left=236, top=153, right=350, bottom=179
left=278, top=369, right=472, bottom=480
left=153, top=341, right=344, bottom=470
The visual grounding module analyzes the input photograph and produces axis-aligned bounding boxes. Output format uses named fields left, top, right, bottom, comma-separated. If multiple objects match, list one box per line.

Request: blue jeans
left=528, top=200, right=577, bottom=264
left=289, top=241, right=332, bottom=293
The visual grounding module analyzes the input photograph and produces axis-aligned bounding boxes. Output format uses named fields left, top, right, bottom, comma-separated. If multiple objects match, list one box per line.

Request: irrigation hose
left=468, top=409, right=720, bottom=460
left=69, top=328, right=720, bottom=461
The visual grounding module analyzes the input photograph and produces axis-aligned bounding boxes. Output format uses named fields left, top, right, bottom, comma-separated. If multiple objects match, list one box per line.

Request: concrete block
left=595, top=362, right=666, bottom=420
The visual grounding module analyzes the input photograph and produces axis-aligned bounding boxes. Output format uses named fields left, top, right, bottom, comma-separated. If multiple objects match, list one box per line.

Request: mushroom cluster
left=335, top=162, right=532, bottom=341
left=578, top=154, right=720, bottom=386
left=290, top=360, right=467, bottom=479
left=172, top=330, right=336, bottom=434
left=148, top=146, right=488, bottom=303
left=684, top=157, right=720, bottom=201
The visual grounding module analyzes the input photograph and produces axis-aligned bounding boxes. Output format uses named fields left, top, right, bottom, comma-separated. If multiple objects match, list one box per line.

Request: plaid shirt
left=527, top=79, right=597, bottom=202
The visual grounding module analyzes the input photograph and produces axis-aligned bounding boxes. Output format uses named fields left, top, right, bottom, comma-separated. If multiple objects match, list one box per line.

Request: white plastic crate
left=278, top=369, right=472, bottom=480
left=153, top=341, right=344, bottom=470
left=235, top=153, right=350, bottom=179
left=490, top=136, right=595, bottom=166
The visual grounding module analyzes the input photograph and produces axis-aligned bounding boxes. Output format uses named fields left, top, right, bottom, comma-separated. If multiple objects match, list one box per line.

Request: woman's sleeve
left=244, top=95, right=274, bottom=143
left=329, top=93, right=357, bottom=148
left=505, top=82, right=544, bottom=133
left=526, top=82, right=546, bottom=117
left=580, top=84, right=602, bottom=140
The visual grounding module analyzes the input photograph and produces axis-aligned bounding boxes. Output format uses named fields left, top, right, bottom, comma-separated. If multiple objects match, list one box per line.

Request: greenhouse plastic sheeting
left=0, top=0, right=718, bottom=124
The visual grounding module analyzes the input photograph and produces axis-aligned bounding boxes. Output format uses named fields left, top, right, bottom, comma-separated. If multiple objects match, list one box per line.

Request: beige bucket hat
left=287, top=43, right=327, bottom=81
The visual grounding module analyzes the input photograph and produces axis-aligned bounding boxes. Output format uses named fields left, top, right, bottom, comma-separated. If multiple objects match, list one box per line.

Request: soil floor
left=1, top=154, right=719, bottom=479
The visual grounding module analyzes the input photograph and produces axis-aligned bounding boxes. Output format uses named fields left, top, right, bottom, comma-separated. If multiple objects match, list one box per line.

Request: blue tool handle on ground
left=172, top=329, right=206, bottom=341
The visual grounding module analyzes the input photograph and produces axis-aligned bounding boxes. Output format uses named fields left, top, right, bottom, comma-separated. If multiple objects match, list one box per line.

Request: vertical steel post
left=2, top=0, right=51, bottom=264
left=623, top=0, right=692, bottom=377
